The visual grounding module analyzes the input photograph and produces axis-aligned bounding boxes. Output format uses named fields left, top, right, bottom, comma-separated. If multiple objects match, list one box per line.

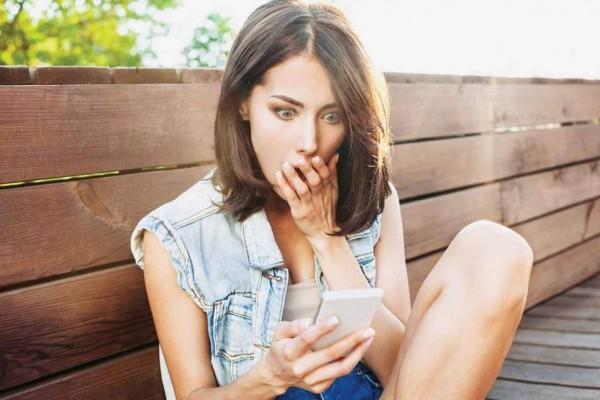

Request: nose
left=295, top=118, right=318, bottom=156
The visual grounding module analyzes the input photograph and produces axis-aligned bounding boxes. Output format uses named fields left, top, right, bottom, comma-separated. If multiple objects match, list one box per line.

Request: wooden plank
left=0, top=264, right=156, bottom=390
left=511, top=200, right=599, bottom=262
left=487, top=378, right=600, bottom=400
left=501, top=159, right=600, bottom=225
left=389, top=83, right=600, bottom=141
left=519, top=314, right=600, bottom=334
left=406, top=203, right=599, bottom=303
left=526, top=304, right=600, bottom=320
left=0, top=166, right=212, bottom=289
left=32, top=67, right=111, bottom=84
left=513, top=329, right=600, bottom=350
left=563, top=286, right=600, bottom=298
left=497, top=359, right=600, bottom=388
left=581, top=274, right=600, bottom=288
left=507, top=343, right=600, bottom=368
left=545, top=294, right=600, bottom=307
left=526, top=236, right=600, bottom=308
left=392, top=124, right=600, bottom=200
left=0, top=85, right=219, bottom=184
left=0, top=346, right=164, bottom=400
left=401, top=183, right=503, bottom=259
left=111, top=68, right=178, bottom=84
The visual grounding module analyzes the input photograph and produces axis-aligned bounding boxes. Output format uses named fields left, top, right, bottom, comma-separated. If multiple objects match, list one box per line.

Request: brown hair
left=212, top=0, right=392, bottom=236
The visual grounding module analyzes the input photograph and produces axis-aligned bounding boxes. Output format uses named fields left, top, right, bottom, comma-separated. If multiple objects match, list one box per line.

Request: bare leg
left=381, top=220, right=533, bottom=400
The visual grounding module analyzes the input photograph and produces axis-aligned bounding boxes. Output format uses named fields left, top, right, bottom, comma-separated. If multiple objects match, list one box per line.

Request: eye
left=275, top=108, right=297, bottom=120
left=322, top=112, right=340, bottom=124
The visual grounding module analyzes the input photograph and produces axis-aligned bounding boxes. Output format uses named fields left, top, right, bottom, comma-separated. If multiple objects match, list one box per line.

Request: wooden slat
left=0, top=346, right=164, bottom=400
left=497, top=359, right=600, bottom=388
left=389, top=83, right=600, bottom=141
left=511, top=199, right=600, bottom=262
left=401, top=183, right=503, bottom=259
left=545, top=294, right=600, bottom=307
left=487, top=379, right=600, bottom=400
left=0, top=264, right=155, bottom=390
left=563, top=286, right=600, bottom=297
left=518, top=314, right=600, bottom=334
left=501, top=159, right=600, bottom=225
left=0, top=85, right=219, bottom=184
left=507, top=343, right=600, bottom=368
left=526, top=304, right=600, bottom=320
left=407, top=226, right=600, bottom=309
left=392, top=124, right=600, bottom=200
left=0, top=166, right=212, bottom=289
left=513, top=329, right=600, bottom=350
left=526, top=235, right=600, bottom=308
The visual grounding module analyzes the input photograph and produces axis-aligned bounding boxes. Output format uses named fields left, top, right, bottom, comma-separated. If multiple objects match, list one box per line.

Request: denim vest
left=130, top=168, right=382, bottom=394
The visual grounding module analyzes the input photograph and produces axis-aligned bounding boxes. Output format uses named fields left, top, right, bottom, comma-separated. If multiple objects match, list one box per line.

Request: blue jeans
left=275, top=360, right=383, bottom=399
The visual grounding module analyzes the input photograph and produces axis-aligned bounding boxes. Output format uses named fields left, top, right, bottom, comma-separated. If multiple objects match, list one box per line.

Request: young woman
left=130, top=1, right=534, bottom=399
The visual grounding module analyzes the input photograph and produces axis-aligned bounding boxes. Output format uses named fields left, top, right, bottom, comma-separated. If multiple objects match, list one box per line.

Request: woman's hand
left=255, top=316, right=375, bottom=396
left=275, top=154, right=340, bottom=244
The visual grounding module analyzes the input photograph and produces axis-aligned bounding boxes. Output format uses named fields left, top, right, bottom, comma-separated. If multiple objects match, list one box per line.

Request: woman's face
left=240, top=55, right=346, bottom=201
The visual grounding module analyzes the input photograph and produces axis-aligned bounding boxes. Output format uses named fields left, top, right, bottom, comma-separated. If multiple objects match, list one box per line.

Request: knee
left=450, top=220, right=534, bottom=311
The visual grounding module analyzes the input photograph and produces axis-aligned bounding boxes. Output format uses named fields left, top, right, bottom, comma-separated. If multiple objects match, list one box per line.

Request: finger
left=283, top=315, right=340, bottom=360
left=275, top=170, right=302, bottom=208
left=302, top=334, right=375, bottom=386
left=293, top=327, right=375, bottom=377
left=283, top=162, right=311, bottom=199
left=273, top=318, right=313, bottom=341
left=327, top=153, right=339, bottom=190
left=311, top=155, right=331, bottom=187
left=297, top=157, right=322, bottom=191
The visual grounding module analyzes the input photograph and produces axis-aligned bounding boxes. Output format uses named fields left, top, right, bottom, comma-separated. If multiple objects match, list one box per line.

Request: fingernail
left=275, top=170, right=282, bottom=179
left=364, top=337, right=374, bottom=346
left=335, top=154, right=340, bottom=164
left=327, top=316, right=339, bottom=327
left=284, top=162, right=293, bottom=172
left=363, top=328, right=375, bottom=339
left=312, top=156, right=321, bottom=164
left=298, top=158, right=307, bottom=167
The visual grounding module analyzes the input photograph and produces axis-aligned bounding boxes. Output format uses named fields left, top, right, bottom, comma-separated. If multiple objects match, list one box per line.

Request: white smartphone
left=311, top=288, right=384, bottom=351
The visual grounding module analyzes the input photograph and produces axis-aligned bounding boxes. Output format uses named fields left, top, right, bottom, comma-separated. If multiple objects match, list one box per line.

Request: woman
left=130, top=1, right=534, bottom=399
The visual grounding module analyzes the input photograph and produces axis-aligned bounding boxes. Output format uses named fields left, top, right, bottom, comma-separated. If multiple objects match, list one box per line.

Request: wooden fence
left=1, top=66, right=599, bottom=398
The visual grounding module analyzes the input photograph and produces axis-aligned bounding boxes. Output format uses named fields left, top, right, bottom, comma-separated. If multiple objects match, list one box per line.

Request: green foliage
left=0, top=0, right=179, bottom=66
left=182, top=12, right=235, bottom=68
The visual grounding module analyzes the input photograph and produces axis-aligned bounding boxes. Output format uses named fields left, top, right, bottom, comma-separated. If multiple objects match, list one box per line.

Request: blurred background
left=1, top=0, right=599, bottom=79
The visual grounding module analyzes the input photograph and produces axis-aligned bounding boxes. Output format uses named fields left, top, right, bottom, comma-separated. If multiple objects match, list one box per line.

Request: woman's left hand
left=275, top=154, right=340, bottom=244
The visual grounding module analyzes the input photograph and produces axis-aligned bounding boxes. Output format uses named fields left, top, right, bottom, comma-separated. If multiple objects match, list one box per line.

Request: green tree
left=0, top=0, right=179, bottom=66
left=182, top=12, right=235, bottom=68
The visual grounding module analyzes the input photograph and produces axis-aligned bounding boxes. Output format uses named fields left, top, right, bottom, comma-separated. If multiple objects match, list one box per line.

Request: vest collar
left=241, top=207, right=285, bottom=271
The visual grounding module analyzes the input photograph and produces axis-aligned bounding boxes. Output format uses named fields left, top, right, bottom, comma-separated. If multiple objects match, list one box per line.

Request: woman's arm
left=143, top=231, right=373, bottom=399
left=310, top=184, right=410, bottom=387
left=143, top=231, right=281, bottom=400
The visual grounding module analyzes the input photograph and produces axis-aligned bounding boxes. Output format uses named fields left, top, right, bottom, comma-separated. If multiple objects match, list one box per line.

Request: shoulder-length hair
left=212, top=0, right=392, bottom=236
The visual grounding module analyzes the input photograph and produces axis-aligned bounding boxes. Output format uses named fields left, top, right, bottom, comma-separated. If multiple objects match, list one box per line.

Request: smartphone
left=311, top=288, right=384, bottom=351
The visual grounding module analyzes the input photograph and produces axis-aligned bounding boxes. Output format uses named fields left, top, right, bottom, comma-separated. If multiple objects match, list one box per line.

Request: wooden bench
left=1, top=66, right=599, bottom=398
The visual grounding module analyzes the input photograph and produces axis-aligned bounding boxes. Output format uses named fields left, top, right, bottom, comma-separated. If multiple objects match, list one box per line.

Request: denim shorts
left=275, top=360, right=383, bottom=399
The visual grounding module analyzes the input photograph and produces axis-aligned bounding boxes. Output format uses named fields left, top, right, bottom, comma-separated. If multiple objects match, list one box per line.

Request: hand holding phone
left=311, top=288, right=383, bottom=351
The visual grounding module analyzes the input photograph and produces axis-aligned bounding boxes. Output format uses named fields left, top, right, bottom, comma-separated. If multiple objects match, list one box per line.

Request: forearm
left=186, top=362, right=283, bottom=400
left=312, top=236, right=406, bottom=386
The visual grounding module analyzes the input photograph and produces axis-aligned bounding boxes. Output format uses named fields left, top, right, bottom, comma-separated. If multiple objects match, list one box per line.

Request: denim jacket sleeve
left=130, top=212, right=200, bottom=304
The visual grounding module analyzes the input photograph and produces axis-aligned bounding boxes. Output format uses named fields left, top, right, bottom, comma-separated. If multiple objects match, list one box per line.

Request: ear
left=239, top=101, right=249, bottom=120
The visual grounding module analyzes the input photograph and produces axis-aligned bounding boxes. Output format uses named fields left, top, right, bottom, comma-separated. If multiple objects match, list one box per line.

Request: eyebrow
left=270, top=95, right=337, bottom=111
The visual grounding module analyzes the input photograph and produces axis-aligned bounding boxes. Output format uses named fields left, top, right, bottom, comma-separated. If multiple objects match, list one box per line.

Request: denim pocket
left=213, top=292, right=254, bottom=362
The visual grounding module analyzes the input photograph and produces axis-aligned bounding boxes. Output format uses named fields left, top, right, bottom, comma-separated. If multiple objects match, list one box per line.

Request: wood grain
left=0, top=84, right=220, bottom=184
left=0, top=346, right=164, bottom=400
left=0, top=166, right=213, bottom=289
left=392, top=124, right=600, bottom=200
left=389, top=83, right=600, bottom=141
left=501, top=159, right=600, bottom=225
left=0, top=264, right=156, bottom=390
